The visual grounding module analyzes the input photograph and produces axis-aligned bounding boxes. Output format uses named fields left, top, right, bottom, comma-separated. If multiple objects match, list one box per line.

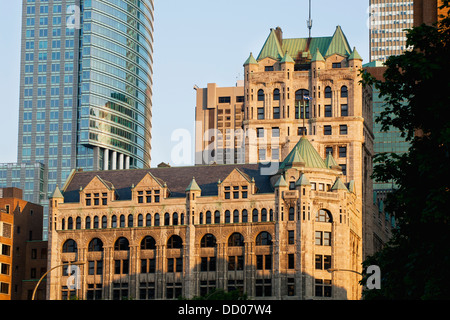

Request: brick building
left=0, top=188, right=46, bottom=300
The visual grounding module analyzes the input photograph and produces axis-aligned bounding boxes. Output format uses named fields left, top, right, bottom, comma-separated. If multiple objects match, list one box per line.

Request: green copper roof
left=280, top=137, right=327, bottom=170
left=50, top=185, right=64, bottom=199
left=311, top=48, right=325, bottom=62
left=185, top=177, right=201, bottom=192
left=256, top=26, right=354, bottom=63
left=348, top=180, right=355, bottom=193
left=280, top=51, right=295, bottom=63
left=244, top=52, right=258, bottom=65
left=348, top=47, right=363, bottom=61
left=331, top=177, right=349, bottom=192
left=296, top=173, right=311, bottom=186
left=325, top=26, right=352, bottom=57
left=325, top=152, right=338, bottom=168
left=274, top=175, right=288, bottom=188
left=257, top=28, right=283, bottom=61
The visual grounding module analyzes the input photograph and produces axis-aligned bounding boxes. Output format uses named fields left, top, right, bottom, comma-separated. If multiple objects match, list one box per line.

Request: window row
left=256, top=86, right=348, bottom=102
left=60, top=208, right=276, bottom=230
left=199, top=209, right=273, bottom=224
left=61, top=276, right=331, bottom=300
left=61, top=232, right=274, bottom=253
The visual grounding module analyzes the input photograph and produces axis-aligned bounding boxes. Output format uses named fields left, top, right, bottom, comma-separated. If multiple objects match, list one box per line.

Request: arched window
left=114, top=237, right=129, bottom=251
left=102, top=215, right=107, bottom=228
left=62, top=239, right=77, bottom=253
left=88, top=238, right=103, bottom=252
left=146, top=213, right=152, bottom=226
left=154, top=213, right=160, bottom=226
left=258, top=89, right=264, bottom=101
left=128, top=214, right=133, bottom=227
left=273, top=88, right=280, bottom=101
left=214, top=211, right=220, bottom=224
left=316, top=209, right=333, bottom=223
left=242, top=209, right=248, bottom=223
left=325, top=86, right=332, bottom=99
left=141, top=236, right=156, bottom=250
left=252, top=209, right=259, bottom=222
left=167, top=235, right=183, bottom=249
left=256, top=231, right=272, bottom=246
left=173, top=212, right=179, bottom=226
left=233, top=210, right=239, bottom=223
left=269, top=209, right=273, bottom=221
left=120, top=214, right=125, bottom=228
left=199, top=212, right=204, bottom=224
left=138, top=214, right=143, bottom=227
left=205, top=211, right=211, bottom=224
left=164, top=213, right=170, bottom=226
left=93, top=216, right=99, bottom=229
left=67, top=217, right=73, bottom=230
left=181, top=213, right=185, bottom=225
left=85, top=216, right=91, bottom=229
left=261, top=208, right=267, bottom=222
left=111, top=215, right=117, bottom=228
left=61, top=218, right=65, bottom=230
left=289, top=207, right=295, bottom=221
left=341, top=85, right=348, bottom=98
left=201, top=234, right=217, bottom=248
left=225, top=210, right=230, bottom=224
left=76, top=217, right=81, bottom=229
left=295, top=89, right=310, bottom=119
left=228, top=232, right=244, bottom=247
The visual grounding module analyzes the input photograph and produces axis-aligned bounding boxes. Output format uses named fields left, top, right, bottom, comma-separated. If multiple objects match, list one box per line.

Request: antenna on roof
left=307, top=0, right=313, bottom=38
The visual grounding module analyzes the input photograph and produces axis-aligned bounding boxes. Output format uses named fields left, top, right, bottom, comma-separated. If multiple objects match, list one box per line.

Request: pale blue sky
left=0, top=0, right=370, bottom=167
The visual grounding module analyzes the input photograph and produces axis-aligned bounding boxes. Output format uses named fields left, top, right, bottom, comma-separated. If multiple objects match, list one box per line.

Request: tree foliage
left=360, top=1, right=450, bottom=299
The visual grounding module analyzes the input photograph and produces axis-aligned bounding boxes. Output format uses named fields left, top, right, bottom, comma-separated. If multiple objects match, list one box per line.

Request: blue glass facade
left=77, top=0, right=153, bottom=170
left=372, top=86, right=410, bottom=191
left=14, top=0, right=154, bottom=238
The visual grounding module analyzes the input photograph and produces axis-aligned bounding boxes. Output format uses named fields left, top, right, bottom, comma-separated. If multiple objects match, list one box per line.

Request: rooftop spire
left=307, top=0, right=313, bottom=38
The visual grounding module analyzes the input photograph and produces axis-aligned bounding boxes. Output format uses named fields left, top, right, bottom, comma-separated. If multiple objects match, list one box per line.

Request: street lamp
left=326, top=268, right=363, bottom=276
left=32, top=261, right=86, bottom=300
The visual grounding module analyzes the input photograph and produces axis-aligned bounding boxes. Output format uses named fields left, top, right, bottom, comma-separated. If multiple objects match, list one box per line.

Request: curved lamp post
left=326, top=268, right=363, bottom=276
left=32, top=261, right=86, bottom=300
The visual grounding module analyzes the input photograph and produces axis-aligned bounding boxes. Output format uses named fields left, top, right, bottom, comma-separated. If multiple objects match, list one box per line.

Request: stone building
left=47, top=136, right=362, bottom=300
left=196, top=26, right=377, bottom=258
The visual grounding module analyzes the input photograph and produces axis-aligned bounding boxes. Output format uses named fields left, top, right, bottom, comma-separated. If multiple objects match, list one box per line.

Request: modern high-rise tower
left=369, top=0, right=414, bottom=62
left=15, top=0, right=154, bottom=236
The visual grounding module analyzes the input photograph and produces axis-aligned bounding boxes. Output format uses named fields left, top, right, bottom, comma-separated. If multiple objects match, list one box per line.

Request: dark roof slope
left=63, top=163, right=274, bottom=203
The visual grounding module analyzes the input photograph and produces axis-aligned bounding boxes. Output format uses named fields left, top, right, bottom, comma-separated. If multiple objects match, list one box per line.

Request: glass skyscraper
left=14, top=0, right=154, bottom=237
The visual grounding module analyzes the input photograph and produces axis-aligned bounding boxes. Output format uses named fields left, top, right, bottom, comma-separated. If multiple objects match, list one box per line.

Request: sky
left=0, top=0, right=371, bottom=167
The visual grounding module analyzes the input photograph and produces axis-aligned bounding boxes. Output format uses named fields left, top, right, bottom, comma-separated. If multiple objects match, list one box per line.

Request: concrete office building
left=369, top=0, right=414, bottom=62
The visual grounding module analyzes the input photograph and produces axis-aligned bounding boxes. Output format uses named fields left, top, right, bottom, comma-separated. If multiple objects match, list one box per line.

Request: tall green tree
left=361, top=1, right=450, bottom=299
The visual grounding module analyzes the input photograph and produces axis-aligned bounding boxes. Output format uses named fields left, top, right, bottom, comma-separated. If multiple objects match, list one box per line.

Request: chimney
left=275, top=27, right=283, bottom=45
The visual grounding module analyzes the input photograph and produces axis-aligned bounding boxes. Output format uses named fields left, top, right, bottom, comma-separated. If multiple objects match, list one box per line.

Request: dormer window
left=137, top=191, right=144, bottom=203
left=85, top=193, right=91, bottom=206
